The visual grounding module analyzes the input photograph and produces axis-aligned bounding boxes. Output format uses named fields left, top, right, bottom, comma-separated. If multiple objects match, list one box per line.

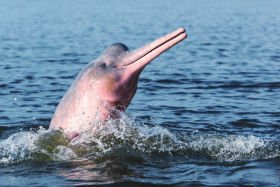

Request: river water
left=1, top=0, right=280, bottom=186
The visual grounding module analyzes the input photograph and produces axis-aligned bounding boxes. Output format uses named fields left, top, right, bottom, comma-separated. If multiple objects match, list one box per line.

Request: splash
left=185, top=134, right=279, bottom=161
left=1, top=114, right=280, bottom=164
left=69, top=114, right=180, bottom=157
left=0, top=127, right=76, bottom=164
left=68, top=113, right=280, bottom=161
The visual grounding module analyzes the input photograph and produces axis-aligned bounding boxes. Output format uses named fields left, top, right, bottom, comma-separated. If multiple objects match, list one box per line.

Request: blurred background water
left=1, top=0, right=280, bottom=186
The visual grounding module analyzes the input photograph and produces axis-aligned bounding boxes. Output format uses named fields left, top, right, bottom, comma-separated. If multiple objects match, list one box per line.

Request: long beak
left=117, top=28, right=187, bottom=71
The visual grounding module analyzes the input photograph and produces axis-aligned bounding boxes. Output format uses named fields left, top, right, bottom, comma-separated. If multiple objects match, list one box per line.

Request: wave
left=0, top=113, right=279, bottom=164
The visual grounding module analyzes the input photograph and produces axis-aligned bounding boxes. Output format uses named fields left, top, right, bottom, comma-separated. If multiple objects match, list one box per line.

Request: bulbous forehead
left=101, top=43, right=129, bottom=59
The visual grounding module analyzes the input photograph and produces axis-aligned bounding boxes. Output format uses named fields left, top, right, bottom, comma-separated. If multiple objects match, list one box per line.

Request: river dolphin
left=49, top=28, right=187, bottom=140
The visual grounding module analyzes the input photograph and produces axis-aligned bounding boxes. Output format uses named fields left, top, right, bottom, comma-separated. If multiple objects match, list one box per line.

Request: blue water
left=1, top=0, right=280, bottom=186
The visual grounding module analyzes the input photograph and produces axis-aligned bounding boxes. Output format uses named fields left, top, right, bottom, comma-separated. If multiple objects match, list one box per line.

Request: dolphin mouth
left=115, top=28, right=187, bottom=69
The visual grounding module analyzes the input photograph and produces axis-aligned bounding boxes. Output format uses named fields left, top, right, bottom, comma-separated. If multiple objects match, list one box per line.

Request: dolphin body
left=49, top=28, right=187, bottom=140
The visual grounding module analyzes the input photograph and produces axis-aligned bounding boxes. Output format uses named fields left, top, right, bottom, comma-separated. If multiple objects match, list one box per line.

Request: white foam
left=186, top=134, right=277, bottom=161
left=0, top=127, right=76, bottom=164
left=1, top=116, right=279, bottom=164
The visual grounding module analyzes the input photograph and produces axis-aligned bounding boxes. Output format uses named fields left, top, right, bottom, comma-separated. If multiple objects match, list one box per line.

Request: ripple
left=0, top=84, right=9, bottom=88
left=0, top=0, right=280, bottom=185
left=155, top=79, right=185, bottom=84
left=229, top=119, right=261, bottom=128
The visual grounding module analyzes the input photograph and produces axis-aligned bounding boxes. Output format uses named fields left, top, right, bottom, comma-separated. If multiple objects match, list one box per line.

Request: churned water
left=1, top=0, right=280, bottom=186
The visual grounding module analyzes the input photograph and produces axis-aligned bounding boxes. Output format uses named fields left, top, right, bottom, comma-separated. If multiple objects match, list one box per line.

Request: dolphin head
left=81, top=43, right=137, bottom=111
left=79, top=28, right=187, bottom=112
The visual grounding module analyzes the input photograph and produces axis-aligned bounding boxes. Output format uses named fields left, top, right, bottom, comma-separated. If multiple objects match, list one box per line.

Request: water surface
left=1, top=0, right=280, bottom=186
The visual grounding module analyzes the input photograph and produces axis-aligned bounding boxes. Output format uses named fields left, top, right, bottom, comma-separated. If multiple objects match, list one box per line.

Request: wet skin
left=49, top=28, right=187, bottom=140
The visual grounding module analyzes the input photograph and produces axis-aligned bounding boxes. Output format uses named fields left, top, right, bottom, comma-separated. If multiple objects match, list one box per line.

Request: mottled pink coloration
left=49, top=28, right=187, bottom=140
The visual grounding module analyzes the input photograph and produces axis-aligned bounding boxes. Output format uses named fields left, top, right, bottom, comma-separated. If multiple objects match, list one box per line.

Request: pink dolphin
left=49, top=28, right=187, bottom=140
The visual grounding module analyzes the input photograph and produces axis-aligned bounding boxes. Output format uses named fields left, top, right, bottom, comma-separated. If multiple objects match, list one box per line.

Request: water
left=1, top=0, right=280, bottom=186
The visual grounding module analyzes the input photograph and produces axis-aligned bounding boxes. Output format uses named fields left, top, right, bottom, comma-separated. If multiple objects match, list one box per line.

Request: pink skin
left=49, top=28, right=187, bottom=140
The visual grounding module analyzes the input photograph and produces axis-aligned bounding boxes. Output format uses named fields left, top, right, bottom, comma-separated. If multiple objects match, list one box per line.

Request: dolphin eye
left=100, top=63, right=106, bottom=69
